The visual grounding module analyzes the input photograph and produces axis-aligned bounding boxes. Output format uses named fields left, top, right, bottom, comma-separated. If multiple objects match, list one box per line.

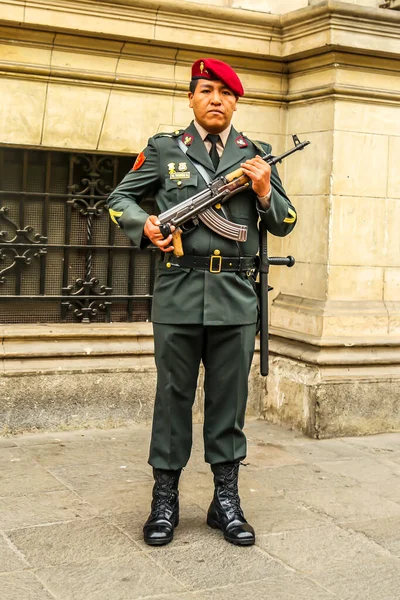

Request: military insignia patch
left=168, top=162, right=176, bottom=175
left=235, top=135, right=248, bottom=148
left=178, top=162, right=187, bottom=172
left=182, top=133, right=194, bottom=147
left=132, top=152, right=146, bottom=171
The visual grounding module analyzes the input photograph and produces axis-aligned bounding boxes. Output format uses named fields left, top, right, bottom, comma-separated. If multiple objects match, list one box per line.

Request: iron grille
left=0, top=147, right=157, bottom=323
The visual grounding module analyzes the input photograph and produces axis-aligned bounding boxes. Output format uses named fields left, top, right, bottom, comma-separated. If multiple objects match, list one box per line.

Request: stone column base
left=263, top=336, right=400, bottom=438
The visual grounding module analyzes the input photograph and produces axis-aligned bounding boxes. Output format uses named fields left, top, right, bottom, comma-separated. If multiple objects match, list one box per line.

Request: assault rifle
left=159, top=134, right=310, bottom=257
left=159, top=134, right=310, bottom=377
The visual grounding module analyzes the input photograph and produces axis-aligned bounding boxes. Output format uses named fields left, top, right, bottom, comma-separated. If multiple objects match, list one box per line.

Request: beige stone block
left=332, top=131, right=388, bottom=198
left=322, top=304, right=389, bottom=339
left=387, top=198, right=400, bottom=267
left=388, top=138, right=400, bottom=199
left=0, top=77, right=47, bottom=145
left=387, top=301, right=400, bottom=336
left=384, top=269, right=400, bottom=302
left=329, top=195, right=386, bottom=267
left=239, top=70, right=285, bottom=95
left=289, top=68, right=336, bottom=96
left=234, top=103, right=285, bottom=136
left=232, top=0, right=307, bottom=13
left=337, top=69, right=400, bottom=100
left=24, top=5, right=155, bottom=41
left=327, top=266, right=384, bottom=301
left=287, top=100, right=334, bottom=134
left=332, top=28, right=400, bottom=60
left=0, top=1, right=24, bottom=22
left=172, top=94, right=194, bottom=129
left=271, top=295, right=324, bottom=338
left=54, top=34, right=123, bottom=55
left=42, top=84, right=110, bottom=150
left=335, top=101, right=400, bottom=137
left=99, top=90, right=173, bottom=153
left=282, top=29, right=331, bottom=60
left=0, top=42, right=51, bottom=67
left=283, top=195, right=329, bottom=265
left=51, top=50, right=118, bottom=75
left=278, top=260, right=327, bottom=301
left=285, top=131, right=333, bottom=196
left=116, top=57, right=175, bottom=82
left=155, top=18, right=272, bottom=58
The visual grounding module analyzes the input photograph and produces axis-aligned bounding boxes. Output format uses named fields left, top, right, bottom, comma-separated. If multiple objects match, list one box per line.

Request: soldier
left=107, top=58, right=297, bottom=547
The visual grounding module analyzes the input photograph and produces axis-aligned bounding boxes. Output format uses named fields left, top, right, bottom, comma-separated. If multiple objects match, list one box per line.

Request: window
left=0, top=147, right=157, bottom=323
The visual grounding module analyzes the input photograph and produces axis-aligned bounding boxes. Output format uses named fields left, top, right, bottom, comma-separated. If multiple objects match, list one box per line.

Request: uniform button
left=177, top=181, right=182, bottom=186
left=166, top=262, right=172, bottom=268
left=215, top=203, right=222, bottom=209
left=213, top=249, right=221, bottom=256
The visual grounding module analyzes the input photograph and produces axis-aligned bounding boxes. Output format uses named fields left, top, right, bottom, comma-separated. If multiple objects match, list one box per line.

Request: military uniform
left=107, top=121, right=296, bottom=469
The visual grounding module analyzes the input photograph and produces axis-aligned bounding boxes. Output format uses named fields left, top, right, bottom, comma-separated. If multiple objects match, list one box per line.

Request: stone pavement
left=1, top=420, right=400, bottom=600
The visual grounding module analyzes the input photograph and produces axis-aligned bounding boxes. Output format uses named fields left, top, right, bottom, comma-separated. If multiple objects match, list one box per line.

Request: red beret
left=191, top=58, right=244, bottom=97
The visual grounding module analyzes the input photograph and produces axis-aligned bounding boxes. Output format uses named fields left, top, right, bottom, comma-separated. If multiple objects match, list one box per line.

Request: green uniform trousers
left=149, top=323, right=257, bottom=470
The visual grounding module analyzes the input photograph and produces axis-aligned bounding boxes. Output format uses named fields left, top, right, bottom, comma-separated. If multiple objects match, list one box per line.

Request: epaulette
left=153, top=129, right=184, bottom=140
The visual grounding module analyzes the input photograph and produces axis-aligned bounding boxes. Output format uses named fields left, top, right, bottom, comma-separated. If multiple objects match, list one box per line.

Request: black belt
left=165, top=254, right=256, bottom=274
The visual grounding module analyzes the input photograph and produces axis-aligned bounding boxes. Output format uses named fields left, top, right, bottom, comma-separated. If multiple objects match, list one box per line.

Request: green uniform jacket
left=107, top=122, right=296, bottom=326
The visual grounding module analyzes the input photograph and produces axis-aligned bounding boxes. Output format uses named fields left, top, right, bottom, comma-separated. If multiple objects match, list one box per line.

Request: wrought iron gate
left=0, top=147, right=157, bottom=324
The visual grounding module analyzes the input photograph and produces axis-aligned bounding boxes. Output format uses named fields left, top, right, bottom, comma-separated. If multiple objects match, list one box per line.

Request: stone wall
left=0, top=0, right=399, bottom=436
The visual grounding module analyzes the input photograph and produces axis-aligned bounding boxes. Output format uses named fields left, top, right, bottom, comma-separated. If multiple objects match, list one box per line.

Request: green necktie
left=206, top=134, right=221, bottom=170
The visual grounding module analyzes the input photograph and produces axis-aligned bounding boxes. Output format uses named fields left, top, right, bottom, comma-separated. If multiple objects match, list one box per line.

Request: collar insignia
left=235, top=135, right=248, bottom=148
left=182, top=133, right=194, bottom=147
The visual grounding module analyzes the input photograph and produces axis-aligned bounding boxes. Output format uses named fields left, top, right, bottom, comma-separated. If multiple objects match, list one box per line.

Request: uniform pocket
left=164, top=174, right=198, bottom=192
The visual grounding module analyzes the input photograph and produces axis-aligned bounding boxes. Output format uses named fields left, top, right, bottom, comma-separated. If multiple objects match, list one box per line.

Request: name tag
left=170, top=172, right=191, bottom=180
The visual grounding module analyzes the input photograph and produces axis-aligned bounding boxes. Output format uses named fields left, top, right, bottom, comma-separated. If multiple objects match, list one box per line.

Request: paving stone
left=282, top=439, right=371, bottom=462
left=191, top=575, right=339, bottom=600
left=243, top=495, right=330, bottom=535
left=244, top=420, right=308, bottom=444
left=7, top=517, right=140, bottom=568
left=147, top=537, right=289, bottom=590
left=342, top=517, right=400, bottom=557
left=34, top=553, right=185, bottom=599
left=288, top=485, right=400, bottom=522
left=312, top=457, right=400, bottom=484
left=0, top=461, right=66, bottom=497
left=48, top=460, right=151, bottom=491
left=0, top=534, right=29, bottom=573
left=0, top=571, right=54, bottom=600
left=258, top=524, right=390, bottom=572
left=258, top=524, right=400, bottom=599
left=241, top=463, right=358, bottom=494
left=76, top=480, right=154, bottom=515
left=343, top=433, right=400, bottom=455
left=0, top=491, right=97, bottom=529
left=244, top=440, right=305, bottom=468
left=23, top=441, right=117, bottom=467
left=360, top=480, right=400, bottom=504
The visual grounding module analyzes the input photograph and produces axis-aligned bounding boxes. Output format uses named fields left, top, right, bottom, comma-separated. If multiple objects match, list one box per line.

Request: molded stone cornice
left=0, top=0, right=399, bottom=60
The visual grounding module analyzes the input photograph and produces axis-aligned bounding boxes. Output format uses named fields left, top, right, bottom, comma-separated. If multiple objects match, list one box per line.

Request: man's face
left=188, top=80, right=238, bottom=133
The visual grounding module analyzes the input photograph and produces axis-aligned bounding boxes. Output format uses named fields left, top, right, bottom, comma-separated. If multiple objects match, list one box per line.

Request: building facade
left=0, top=0, right=399, bottom=436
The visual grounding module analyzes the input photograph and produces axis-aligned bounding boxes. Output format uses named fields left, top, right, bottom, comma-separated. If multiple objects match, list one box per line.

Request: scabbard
left=259, top=221, right=269, bottom=376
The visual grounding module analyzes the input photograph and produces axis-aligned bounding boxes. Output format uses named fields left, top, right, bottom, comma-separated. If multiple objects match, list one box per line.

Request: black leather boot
left=143, top=468, right=181, bottom=546
left=207, top=461, right=255, bottom=546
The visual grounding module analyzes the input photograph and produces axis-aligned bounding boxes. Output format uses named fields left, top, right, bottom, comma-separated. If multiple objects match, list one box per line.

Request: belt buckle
left=210, top=255, right=222, bottom=273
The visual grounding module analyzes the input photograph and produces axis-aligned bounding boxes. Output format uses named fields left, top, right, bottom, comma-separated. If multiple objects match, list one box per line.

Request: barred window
left=0, top=147, right=157, bottom=324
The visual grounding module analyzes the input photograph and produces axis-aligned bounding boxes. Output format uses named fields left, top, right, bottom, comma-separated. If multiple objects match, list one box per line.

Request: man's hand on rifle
left=241, top=155, right=271, bottom=209
left=144, top=215, right=175, bottom=252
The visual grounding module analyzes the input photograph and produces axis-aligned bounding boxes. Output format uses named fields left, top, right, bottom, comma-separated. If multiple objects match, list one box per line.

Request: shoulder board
left=153, top=129, right=184, bottom=140
left=153, top=133, right=174, bottom=139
